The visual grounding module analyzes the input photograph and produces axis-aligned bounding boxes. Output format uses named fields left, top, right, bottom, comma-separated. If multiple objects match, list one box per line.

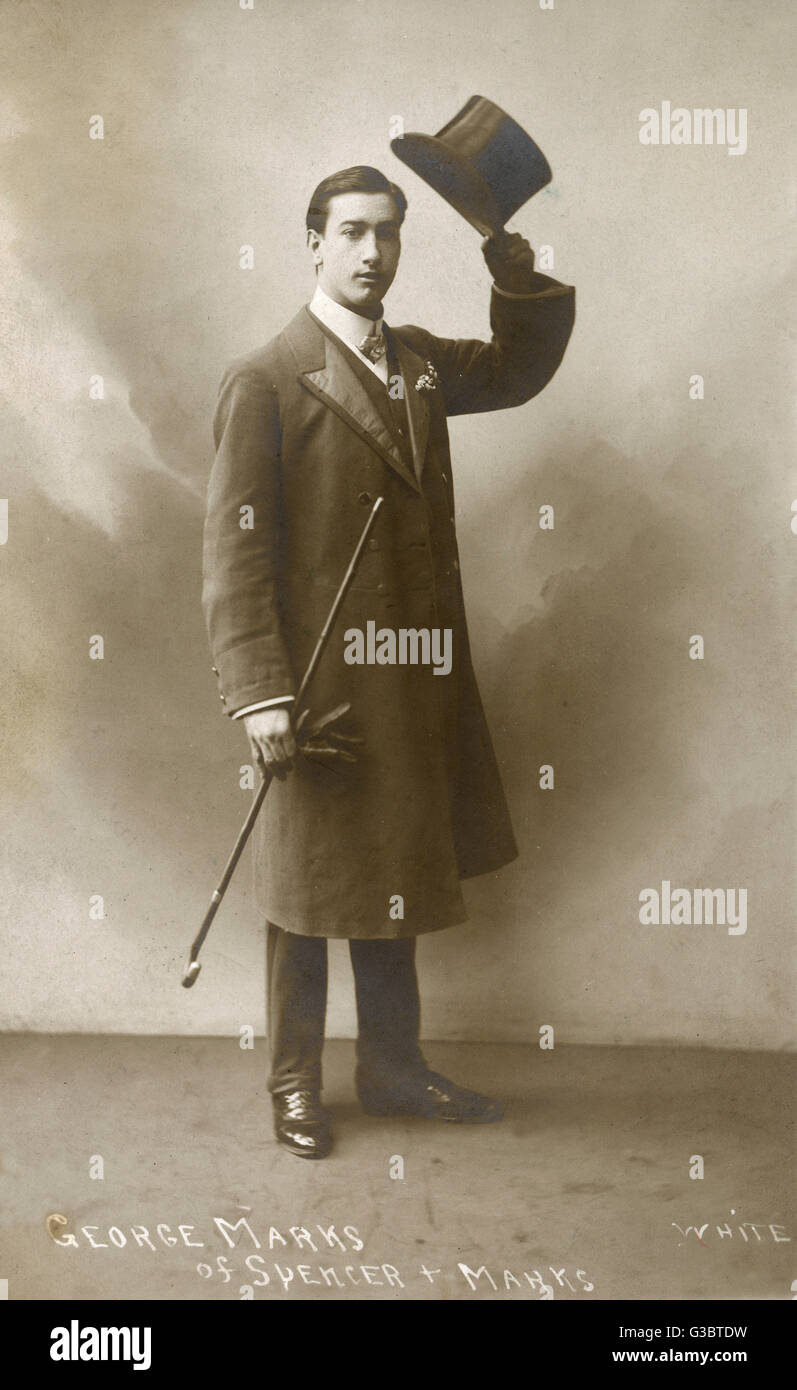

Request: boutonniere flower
left=414, top=361, right=439, bottom=393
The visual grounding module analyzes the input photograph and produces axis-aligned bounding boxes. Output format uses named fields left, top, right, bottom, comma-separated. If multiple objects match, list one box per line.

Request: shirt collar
left=309, top=284, right=383, bottom=351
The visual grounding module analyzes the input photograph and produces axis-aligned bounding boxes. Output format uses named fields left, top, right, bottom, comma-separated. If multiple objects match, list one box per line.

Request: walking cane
left=181, top=495, right=384, bottom=987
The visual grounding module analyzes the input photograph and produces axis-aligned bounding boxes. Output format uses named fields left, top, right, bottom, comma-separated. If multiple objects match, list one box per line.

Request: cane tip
left=181, top=962, right=201, bottom=988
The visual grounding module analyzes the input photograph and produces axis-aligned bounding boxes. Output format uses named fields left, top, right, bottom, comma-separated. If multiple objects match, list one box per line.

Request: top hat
left=390, top=95, right=552, bottom=238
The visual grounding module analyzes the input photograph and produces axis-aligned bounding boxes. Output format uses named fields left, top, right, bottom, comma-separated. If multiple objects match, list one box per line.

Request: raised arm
left=400, top=233, right=575, bottom=416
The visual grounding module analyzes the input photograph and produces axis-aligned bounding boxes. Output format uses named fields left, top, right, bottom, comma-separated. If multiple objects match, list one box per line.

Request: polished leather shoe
left=272, top=1090, right=332, bottom=1159
left=357, top=1070, right=503, bottom=1124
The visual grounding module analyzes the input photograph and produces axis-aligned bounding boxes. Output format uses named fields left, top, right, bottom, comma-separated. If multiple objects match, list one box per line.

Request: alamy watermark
left=50, top=1320, right=151, bottom=1370
left=638, top=103, right=748, bottom=156
left=344, top=623, right=452, bottom=676
left=638, top=881, right=747, bottom=935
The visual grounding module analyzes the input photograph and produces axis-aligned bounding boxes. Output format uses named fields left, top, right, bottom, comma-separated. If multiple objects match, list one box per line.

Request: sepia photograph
left=1, top=0, right=794, bottom=1358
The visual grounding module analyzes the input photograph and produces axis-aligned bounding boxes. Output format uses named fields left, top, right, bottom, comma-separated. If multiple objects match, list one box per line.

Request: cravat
left=358, top=332, right=386, bottom=363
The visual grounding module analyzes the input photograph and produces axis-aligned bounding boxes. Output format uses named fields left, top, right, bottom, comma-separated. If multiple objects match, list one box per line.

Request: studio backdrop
left=1, top=0, right=792, bottom=1048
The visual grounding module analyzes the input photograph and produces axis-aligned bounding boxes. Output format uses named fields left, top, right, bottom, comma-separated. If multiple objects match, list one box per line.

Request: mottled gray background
left=1, top=0, right=793, bottom=1046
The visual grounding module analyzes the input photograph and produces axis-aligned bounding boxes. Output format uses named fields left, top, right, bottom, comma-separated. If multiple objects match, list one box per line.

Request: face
left=308, top=191, right=402, bottom=315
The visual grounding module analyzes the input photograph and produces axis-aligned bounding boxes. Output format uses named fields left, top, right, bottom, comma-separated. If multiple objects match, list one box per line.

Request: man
left=202, top=165, right=574, bottom=1158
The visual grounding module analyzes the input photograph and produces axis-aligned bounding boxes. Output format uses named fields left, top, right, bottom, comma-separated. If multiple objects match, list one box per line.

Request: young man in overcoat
left=202, top=165, right=575, bottom=1157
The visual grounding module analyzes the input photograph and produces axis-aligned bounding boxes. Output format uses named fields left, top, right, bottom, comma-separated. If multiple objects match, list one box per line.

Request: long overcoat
left=202, top=275, right=575, bottom=938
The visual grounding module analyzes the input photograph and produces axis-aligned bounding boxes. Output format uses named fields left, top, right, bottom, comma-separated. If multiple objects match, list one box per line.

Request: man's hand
left=244, top=707, right=296, bottom=780
left=481, top=231, right=536, bottom=294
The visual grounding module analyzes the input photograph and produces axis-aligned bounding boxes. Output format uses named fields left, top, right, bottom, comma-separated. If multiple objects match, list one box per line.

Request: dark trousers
left=266, top=922, right=426, bottom=1095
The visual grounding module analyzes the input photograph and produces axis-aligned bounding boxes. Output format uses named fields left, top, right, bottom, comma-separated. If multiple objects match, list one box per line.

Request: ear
left=306, top=227, right=323, bottom=266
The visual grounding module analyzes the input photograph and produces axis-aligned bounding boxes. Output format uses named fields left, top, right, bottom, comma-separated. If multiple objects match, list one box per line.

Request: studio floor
left=1, top=1036, right=793, bottom=1301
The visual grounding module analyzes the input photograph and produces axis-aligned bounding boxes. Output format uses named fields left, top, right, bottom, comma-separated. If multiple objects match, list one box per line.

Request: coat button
left=358, top=491, right=373, bottom=506
left=219, top=693, right=226, bottom=702
left=452, top=559, right=459, bottom=572
left=211, top=665, right=219, bottom=675
left=368, top=537, right=379, bottom=550
left=449, top=515, right=455, bottom=525
left=377, top=582, right=386, bottom=593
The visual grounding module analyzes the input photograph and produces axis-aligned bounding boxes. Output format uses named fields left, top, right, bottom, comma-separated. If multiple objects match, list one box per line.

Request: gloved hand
left=481, top=230, right=537, bottom=294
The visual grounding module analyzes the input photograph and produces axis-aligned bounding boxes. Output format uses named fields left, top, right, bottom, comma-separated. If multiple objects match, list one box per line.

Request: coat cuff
left=492, top=271, right=575, bottom=300
left=213, top=635, right=295, bottom=717
left=231, top=695, right=295, bottom=721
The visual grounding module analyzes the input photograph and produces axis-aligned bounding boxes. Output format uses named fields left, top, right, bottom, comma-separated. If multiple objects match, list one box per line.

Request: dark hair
left=305, top=166, right=407, bottom=234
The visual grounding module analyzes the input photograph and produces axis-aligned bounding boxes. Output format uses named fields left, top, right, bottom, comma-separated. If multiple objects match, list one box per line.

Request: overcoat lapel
left=283, top=307, right=420, bottom=493
left=385, top=328, right=431, bottom=481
